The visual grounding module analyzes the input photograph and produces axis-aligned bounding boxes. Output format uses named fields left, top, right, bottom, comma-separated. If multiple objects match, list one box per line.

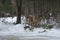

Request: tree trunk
left=11, top=0, right=17, bottom=16
left=16, top=0, right=22, bottom=24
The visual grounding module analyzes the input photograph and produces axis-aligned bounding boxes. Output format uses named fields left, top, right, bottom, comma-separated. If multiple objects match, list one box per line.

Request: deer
left=24, top=15, right=42, bottom=31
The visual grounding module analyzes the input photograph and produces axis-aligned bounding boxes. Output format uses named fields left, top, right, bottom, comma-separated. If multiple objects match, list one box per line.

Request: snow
left=0, top=16, right=60, bottom=39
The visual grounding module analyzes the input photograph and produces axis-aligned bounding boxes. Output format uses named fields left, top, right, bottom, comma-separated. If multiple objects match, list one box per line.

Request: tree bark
left=11, top=0, right=17, bottom=16
left=16, top=0, right=22, bottom=24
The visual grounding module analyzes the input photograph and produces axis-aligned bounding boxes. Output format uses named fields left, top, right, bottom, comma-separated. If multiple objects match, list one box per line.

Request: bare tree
left=11, top=0, right=22, bottom=24
left=16, top=0, right=22, bottom=24
left=11, top=0, right=17, bottom=16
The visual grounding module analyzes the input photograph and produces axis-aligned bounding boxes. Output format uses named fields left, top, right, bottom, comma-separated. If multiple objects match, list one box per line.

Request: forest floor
left=0, top=16, right=60, bottom=40
left=0, top=35, right=60, bottom=40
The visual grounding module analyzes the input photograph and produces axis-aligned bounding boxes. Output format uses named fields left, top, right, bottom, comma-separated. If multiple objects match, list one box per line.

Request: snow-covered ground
left=0, top=16, right=60, bottom=40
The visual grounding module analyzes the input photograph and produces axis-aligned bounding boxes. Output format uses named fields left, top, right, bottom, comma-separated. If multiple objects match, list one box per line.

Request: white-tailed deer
left=24, top=15, right=42, bottom=31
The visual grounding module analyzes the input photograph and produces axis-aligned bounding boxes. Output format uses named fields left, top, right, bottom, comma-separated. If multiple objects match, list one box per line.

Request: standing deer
left=24, top=15, right=42, bottom=31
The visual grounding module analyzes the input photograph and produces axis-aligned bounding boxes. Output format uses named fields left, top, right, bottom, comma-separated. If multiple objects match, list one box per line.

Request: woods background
left=0, top=0, right=60, bottom=24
